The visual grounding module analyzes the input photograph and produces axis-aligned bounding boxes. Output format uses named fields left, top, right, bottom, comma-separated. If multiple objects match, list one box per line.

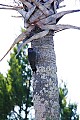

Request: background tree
left=0, top=44, right=32, bottom=120
left=59, top=82, right=79, bottom=120
left=0, top=73, right=13, bottom=120
left=7, top=45, right=33, bottom=120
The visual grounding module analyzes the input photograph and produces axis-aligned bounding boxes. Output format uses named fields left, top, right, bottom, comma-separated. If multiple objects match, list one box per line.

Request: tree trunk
left=31, top=30, right=60, bottom=120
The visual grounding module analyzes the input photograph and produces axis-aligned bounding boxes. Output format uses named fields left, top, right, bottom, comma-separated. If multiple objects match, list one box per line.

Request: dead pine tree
left=0, top=0, right=80, bottom=120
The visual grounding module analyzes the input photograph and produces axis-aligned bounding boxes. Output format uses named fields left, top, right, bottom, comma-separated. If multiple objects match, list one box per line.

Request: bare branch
left=17, top=9, right=27, bottom=17
left=55, top=24, right=80, bottom=32
left=0, top=7, right=23, bottom=10
left=23, top=30, right=49, bottom=45
left=25, top=6, right=36, bottom=20
left=0, top=4, right=16, bottom=8
left=29, top=9, right=44, bottom=24
left=0, top=3, right=23, bottom=10
left=0, top=8, right=16, bottom=10
left=39, top=15, right=56, bottom=25
left=38, top=9, right=80, bottom=24
left=17, top=5, right=36, bottom=20
left=11, top=15, right=22, bottom=18
left=0, top=32, right=28, bottom=61
left=42, top=24, right=80, bottom=31
left=31, top=0, right=51, bottom=16
left=0, top=25, right=35, bottom=61
left=58, top=5, right=66, bottom=9
left=16, top=30, right=49, bottom=55
left=56, top=9, right=80, bottom=20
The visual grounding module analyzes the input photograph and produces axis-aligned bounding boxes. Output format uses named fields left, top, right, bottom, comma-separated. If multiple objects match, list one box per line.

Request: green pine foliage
left=0, top=73, right=13, bottom=120
left=59, top=81, right=79, bottom=120
left=0, top=44, right=32, bottom=120
left=7, top=45, right=33, bottom=120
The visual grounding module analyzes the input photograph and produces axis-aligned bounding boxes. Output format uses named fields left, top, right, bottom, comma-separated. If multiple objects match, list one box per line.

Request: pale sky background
left=0, top=0, right=80, bottom=117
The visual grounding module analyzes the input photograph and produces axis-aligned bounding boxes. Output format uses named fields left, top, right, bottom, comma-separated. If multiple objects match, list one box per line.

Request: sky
left=0, top=0, right=80, bottom=117
left=54, top=0, right=80, bottom=114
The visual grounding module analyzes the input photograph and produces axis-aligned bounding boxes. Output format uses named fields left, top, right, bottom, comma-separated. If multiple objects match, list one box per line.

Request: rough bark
left=31, top=30, right=60, bottom=120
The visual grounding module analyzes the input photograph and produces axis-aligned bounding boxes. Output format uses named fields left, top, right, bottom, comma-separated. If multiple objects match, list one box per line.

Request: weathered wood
left=56, top=9, right=80, bottom=20
left=29, top=9, right=44, bottom=23
left=58, top=5, right=66, bottom=9
left=0, top=25, right=36, bottom=61
left=31, top=0, right=51, bottom=16
left=39, top=15, right=56, bottom=25
left=0, top=32, right=28, bottom=61
left=16, top=30, right=49, bottom=55
left=55, top=24, right=80, bottom=31
left=41, top=24, right=80, bottom=31
left=18, top=5, right=36, bottom=20
left=17, top=9, right=27, bottom=18
left=25, top=6, right=36, bottom=20
left=34, top=9, right=80, bottom=26
left=24, top=19, right=30, bottom=28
